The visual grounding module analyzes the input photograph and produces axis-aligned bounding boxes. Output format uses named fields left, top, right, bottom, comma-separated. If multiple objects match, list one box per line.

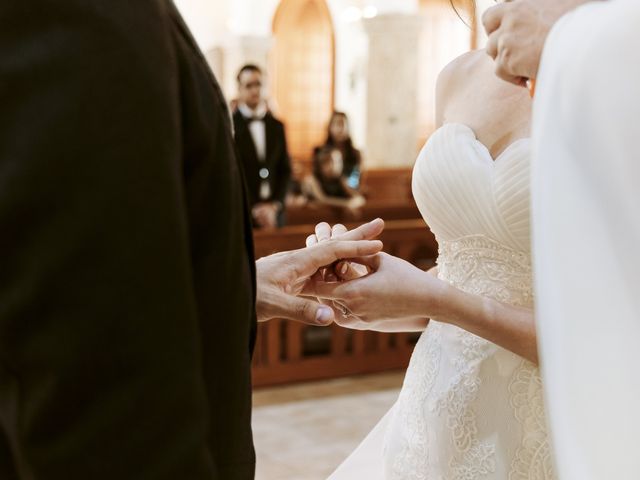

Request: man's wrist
left=256, top=284, right=280, bottom=323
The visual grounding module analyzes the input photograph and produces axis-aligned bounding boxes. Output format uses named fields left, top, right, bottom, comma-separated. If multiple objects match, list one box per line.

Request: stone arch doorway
left=271, top=0, right=335, bottom=168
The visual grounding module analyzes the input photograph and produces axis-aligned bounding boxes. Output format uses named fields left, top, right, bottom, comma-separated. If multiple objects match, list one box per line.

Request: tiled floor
left=253, top=372, right=404, bottom=480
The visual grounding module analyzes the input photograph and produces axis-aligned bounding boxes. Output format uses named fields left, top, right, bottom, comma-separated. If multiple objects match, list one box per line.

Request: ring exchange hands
left=256, top=233, right=383, bottom=326
left=304, top=222, right=541, bottom=363
left=483, top=0, right=592, bottom=85
left=305, top=221, right=437, bottom=332
left=305, top=219, right=386, bottom=283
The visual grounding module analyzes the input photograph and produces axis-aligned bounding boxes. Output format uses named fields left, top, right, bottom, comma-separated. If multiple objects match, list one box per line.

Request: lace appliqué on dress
left=387, top=322, right=442, bottom=480
left=509, top=363, right=555, bottom=480
left=386, top=235, right=553, bottom=480
left=438, top=235, right=533, bottom=308
left=436, top=235, right=544, bottom=480
left=435, top=329, right=497, bottom=480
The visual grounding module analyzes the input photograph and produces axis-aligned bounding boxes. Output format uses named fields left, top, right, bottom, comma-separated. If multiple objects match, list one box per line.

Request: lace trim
left=387, top=322, right=442, bottom=480
left=434, top=235, right=533, bottom=477
left=434, top=328, right=497, bottom=479
left=509, top=362, right=555, bottom=480
left=438, top=235, right=533, bottom=307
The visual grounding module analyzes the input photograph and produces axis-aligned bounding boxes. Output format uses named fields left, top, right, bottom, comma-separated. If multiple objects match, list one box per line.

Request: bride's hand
left=305, top=218, right=385, bottom=282
left=256, top=239, right=383, bottom=325
left=305, top=252, right=439, bottom=332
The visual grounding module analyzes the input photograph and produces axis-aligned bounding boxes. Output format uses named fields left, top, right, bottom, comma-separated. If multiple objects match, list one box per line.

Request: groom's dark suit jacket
left=0, top=1, right=256, bottom=479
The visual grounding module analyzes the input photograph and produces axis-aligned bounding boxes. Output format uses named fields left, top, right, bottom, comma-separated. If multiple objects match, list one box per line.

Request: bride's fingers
left=302, top=279, right=351, bottom=299
left=334, top=254, right=381, bottom=273
left=334, top=261, right=367, bottom=281
left=306, top=234, right=318, bottom=247
left=315, top=222, right=332, bottom=243
left=308, top=219, right=385, bottom=249
left=331, top=223, right=348, bottom=238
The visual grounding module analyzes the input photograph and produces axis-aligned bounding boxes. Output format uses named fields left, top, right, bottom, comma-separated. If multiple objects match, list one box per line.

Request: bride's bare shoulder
left=436, top=50, right=488, bottom=124
left=440, top=50, right=487, bottom=82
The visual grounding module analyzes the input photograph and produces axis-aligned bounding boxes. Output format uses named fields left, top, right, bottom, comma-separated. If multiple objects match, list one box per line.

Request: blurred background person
left=303, top=146, right=365, bottom=214
left=233, top=64, right=291, bottom=228
left=316, top=111, right=362, bottom=190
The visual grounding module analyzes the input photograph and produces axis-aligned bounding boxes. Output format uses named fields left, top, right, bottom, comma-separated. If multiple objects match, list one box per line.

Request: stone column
left=222, top=35, right=273, bottom=100
left=204, top=47, right=224, bottom=83
left=363, top=14, right=423, bottom=168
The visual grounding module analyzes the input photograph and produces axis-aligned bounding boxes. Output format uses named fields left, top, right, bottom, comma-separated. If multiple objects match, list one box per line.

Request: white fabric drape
left=532, top=1, right=640, bottom=479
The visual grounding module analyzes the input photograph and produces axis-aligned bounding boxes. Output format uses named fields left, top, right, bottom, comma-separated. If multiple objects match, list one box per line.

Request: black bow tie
left=247, top=116, right=264, bottom=123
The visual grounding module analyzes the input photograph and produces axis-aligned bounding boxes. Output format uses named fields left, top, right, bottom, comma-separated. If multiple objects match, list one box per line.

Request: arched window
left=417, top=0, right=475, bottom=146
left=271, top=0, right=335, bottom=168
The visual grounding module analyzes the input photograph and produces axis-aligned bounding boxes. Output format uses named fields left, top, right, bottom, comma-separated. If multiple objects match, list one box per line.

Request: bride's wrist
left=418, top=271, right=450, bottom=321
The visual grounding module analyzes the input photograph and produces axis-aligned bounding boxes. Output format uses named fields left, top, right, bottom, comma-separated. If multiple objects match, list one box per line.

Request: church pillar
left=204, top=47, right=225, bottom=83
left=363, top=14, right=423, bottom=168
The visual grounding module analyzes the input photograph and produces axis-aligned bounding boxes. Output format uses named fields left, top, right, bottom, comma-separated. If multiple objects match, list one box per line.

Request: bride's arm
left=436, top=278, right=538, bottom=364
left=309, top=252, right=538, bottom=365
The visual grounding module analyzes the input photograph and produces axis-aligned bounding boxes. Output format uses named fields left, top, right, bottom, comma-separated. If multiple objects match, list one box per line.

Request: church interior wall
left=174, top=0, right=491, bottom=168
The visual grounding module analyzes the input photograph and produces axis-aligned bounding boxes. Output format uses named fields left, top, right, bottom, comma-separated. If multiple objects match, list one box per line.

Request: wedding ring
left=333, top=300, right=353, bottom=318
left=334, top=301, right=350, bottom=317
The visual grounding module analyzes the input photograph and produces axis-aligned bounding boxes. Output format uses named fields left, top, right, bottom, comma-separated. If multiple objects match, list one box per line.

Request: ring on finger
left=333, top=301, right=351, bottom=317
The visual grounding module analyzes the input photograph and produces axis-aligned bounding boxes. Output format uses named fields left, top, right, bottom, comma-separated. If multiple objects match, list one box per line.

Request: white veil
left=531, top=1, right=640, bottom=478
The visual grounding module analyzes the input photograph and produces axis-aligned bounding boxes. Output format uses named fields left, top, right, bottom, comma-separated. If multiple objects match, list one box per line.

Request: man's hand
left=256, top=238, right=383, bottom=325
left=483, top=0, right=592, bottom=85
left=305, top=218, right=385, bottom=282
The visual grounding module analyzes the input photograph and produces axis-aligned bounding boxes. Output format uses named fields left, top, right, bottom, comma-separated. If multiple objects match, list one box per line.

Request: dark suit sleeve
left=0, top=2, right=216, bottom=479
left=273, top=122, right=292, bottom=205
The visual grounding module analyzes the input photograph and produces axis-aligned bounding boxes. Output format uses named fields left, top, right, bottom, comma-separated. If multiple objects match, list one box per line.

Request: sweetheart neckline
left=440, top=122, right=530, bottom=163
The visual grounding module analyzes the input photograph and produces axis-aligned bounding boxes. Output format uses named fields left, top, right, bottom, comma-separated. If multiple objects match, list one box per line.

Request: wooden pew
left=360, top=167, right=414, bottom=203
left=285, top=167, right=418, bottom=226
left=285, top=201, right=421, bottom=227
left=252, top=219, right=438, bottom=387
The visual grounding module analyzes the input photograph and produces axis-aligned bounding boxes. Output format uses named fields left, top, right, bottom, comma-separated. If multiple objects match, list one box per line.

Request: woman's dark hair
left=325, top=111, right=351, bottom=147
left=312, top=146, right=336, bottom=180
left=319, top=111, right=361, bottom=180
left=236, top=64, right=262, bottom=84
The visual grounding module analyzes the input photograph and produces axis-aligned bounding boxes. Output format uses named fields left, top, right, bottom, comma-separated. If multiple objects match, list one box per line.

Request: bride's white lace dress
left=330, top=123, right=554, bottom=479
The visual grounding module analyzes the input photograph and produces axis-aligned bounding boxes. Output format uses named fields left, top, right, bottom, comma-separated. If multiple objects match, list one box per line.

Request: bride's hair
left=449, top=0, right=477, bottom=28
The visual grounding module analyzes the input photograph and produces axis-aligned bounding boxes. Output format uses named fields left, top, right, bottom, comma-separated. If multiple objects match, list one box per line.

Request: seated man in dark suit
left=233, top=65, right=291, bottom=229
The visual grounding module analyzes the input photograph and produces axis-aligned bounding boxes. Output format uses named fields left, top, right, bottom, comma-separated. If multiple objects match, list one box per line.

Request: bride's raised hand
left=305, top=218, right=385, bottom=282
left=256, top=239, right=383, bottom=325
left=305, top=252, right=438, bottom=332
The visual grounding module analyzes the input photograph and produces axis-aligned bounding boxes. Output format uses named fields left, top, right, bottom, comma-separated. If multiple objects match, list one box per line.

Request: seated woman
left=317, top=111, right=362, bottom=190
left=302, top=146, right=365, bottom=212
